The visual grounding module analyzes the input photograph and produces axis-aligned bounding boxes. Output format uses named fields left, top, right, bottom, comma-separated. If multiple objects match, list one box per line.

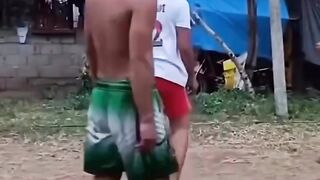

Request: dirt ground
left=0, top=137, right=320, bottom=180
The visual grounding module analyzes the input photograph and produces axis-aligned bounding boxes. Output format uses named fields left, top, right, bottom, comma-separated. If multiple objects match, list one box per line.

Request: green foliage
left=0, top=63, right=92, bottom=139
left=195, top=89, right=273, bottom=117
left=1, top=85, right=320, bottom=141
left=78, top=55, right=93, bottom=94
left=0, top=99, right=87, bottom=140
left=62, top=93, right=90, bottom=111
left=288, top=95, right=320, bottom=120
left=195, top=89, right=320, bottom=121
left=57, top=55, right=92, bottom=111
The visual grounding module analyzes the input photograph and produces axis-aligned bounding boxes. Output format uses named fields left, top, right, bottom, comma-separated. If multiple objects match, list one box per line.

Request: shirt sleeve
left=174, top=0, right=191, bottom=29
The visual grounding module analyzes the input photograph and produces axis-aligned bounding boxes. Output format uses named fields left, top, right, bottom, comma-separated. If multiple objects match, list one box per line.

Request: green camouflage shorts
left=84, top=80, right=178, bottom=180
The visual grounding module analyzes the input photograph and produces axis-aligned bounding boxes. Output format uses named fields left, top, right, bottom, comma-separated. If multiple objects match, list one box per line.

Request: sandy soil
left=0, top=137, right=320, bottom=180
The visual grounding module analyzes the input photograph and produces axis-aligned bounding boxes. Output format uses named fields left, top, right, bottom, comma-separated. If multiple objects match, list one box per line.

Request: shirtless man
left=83, top=0, right=178, bottom=180
left=153, top=0, right=196, bottom=179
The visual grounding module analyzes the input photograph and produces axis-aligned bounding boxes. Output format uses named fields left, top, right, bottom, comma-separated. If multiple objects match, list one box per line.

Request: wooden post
left=269, top=0, right=289, bottom=117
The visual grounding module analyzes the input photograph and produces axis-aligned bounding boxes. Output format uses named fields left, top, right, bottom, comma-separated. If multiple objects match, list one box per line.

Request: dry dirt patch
left=0, top=137, right=320, bottom=180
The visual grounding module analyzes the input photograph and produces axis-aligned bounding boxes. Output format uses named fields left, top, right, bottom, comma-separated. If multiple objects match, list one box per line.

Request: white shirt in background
left=153, top=0, right=191, bottom=87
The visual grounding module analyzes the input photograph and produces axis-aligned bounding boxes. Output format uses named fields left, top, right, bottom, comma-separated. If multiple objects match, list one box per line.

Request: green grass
left=0, top=96, right=87, bottom=141
left=191, top=90, right=320, bottom=150
left=0, top=90, right=320, bottom=143
left=194, top=89, right=320, bottom=122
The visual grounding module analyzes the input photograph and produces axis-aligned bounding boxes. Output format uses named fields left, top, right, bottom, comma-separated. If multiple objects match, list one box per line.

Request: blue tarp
left=189, top=0, right=290, bottom=60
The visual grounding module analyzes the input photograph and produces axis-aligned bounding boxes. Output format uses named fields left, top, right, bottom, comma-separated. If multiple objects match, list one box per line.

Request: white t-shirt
left=153, top=0, right=191, bottom=87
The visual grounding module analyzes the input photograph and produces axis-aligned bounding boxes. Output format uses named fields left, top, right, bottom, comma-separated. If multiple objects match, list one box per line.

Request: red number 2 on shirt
left=153, top=20, right=163, bottom=47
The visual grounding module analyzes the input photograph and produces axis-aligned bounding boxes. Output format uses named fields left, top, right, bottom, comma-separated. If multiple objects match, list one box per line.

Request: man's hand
left=187, top=74, right=199, bottom=95
left=139, top=118, right=157, bottom=153
left=130, top=0, right=157, bottom=152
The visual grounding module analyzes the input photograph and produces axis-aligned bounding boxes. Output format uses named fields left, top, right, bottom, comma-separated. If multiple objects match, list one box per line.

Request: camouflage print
left=84, top=80, right=178, bottom=180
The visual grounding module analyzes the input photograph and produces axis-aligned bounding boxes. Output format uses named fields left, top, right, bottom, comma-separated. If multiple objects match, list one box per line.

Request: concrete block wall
left=0, top=30, right=85, bottom=98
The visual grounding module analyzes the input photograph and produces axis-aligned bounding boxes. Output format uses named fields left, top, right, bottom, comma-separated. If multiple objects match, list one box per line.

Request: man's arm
left=177, top=28, right=195, bottom=81
left=175, top=1, right=195, bottom=85
left=129, top=0, right=157, bottom=121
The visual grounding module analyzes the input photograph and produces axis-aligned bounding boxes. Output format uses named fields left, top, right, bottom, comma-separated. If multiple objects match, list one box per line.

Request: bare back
left=85, top=0, right=157, bottom=119
left=85, top=0, right=133, bottom=79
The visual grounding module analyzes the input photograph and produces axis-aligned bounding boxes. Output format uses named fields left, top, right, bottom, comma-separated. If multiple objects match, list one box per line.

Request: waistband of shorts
left=94, top=79, right=132, bottom=91
left=94, top=79, right=158, bottom=92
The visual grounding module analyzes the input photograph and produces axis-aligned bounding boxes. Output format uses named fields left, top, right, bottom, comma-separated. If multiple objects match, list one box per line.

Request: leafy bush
left=195, top=89, right=274, bottom=118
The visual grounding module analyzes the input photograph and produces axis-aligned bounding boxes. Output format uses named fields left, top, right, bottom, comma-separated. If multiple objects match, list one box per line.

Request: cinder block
left=49, top=54, right=73, bottom=66
left=38, top=65, right=68, bottom=78
left=0, top=56, right=6, bottom=65
left=28, top=78, right=56, bottom=86
left=29, top=78, right=76, bottom=86
left=76, top=31, right=85, bottom=44
left=63, top=66, right=81, bottom=77
left=38, top=65, right=80, bottom=78
left=5, top=55, right=27, bottom=66
left=0, top=30, right=17, bottom=43
left=33, top=45, right=42, bottom=54
left=5, top=35, right=19, bottom=43
left=71, top=54, right=85, bottom=66
left=50, top=37, right=60, bottom=44
left=60, top=37, right=76, bottom=44
left=62, top=44, right=85, bottom=54
left=30, top=36, right=51, bottom=44
left=0, top=37, right=5, bottom=44
left=16, top=66, right=39, bottom=78
left=27, top=55, right=50, bottom=66
left=19, top=44, right=36, bottom=55
left=5, top=78, right=28, bottom=90
left=0, top=66, right=16, bottom=77
left=0, top=44, right=19, bottom=55
left=56, top=79, right=78, bottom=86
left=0, top=78, right=6, bottom=90
left=40, top=44, right=62, bottom=54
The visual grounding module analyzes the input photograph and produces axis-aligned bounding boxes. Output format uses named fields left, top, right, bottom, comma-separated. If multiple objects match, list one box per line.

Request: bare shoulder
left=130, top=0, right=157, bottom=16
left=128, top=0, right=157, bottom=62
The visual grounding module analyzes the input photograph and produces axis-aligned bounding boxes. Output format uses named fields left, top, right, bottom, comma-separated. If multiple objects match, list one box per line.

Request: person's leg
left=169, top=115, right=190, bottom=179
left=155, top=78, right=191, bottom=180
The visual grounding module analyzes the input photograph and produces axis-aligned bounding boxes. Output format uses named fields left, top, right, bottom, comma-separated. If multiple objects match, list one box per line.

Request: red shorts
left=155, top=77, right=192, bottom=120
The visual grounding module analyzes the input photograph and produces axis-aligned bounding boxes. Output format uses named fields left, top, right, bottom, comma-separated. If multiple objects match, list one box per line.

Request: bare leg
left=94, top=174, right=122, bottom=180
left=169, top=115, right=190, bottom=180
